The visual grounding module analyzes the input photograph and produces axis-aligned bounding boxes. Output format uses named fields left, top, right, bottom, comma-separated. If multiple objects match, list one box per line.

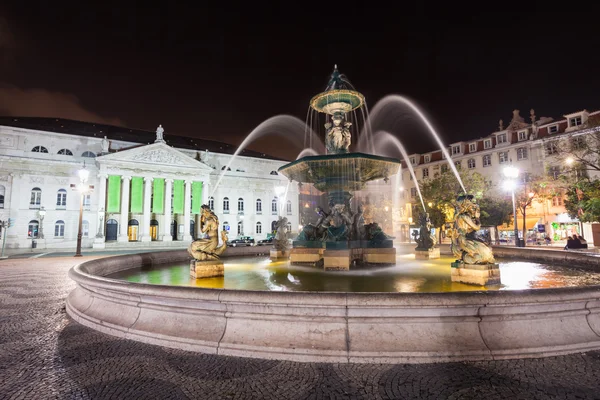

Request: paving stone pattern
left=1, top=257, right=600, bottom=399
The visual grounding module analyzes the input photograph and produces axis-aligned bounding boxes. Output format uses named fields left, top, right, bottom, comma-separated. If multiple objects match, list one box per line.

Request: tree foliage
left=565, top=179, right=600, bottom=223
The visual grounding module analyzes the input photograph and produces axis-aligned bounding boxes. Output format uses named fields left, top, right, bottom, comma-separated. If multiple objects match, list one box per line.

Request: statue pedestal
left=270, top=249, right=290, bottom=260
left=323, top=250, right=350, bottom=271
left=415, top=248, right=440, bottom=259
left=362, top=247, right=396, bottom=264
left=190, top=260, right=224, bottom=279
left=450, top=262, right=500, bottom=286
left=289, top=248, right=323, bottom=265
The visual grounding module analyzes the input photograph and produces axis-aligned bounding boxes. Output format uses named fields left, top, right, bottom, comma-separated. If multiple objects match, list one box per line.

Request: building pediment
left=96, top=142, right=213, bottom=171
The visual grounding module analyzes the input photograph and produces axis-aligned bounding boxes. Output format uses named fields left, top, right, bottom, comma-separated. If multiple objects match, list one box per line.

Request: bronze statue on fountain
left=414, top=212, right=440, bottom=259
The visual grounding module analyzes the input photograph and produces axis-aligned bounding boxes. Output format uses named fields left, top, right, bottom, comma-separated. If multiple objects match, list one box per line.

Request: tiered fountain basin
left=67, top=247, right=600, bottom=364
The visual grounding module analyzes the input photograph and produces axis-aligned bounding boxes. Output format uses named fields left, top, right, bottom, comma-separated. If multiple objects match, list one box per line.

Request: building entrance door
left=150, top=219, right=158, bottom=241
left=106, top=219, right=118, bottom=241
left=128, top=219, right=139, bottom=241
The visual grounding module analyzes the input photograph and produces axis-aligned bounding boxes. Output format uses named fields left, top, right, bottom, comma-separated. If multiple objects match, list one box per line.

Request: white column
left=162, top=178, right=173, bottom=242
left=183, top=180, right=193, bottom=241
left=117, top=176, right=131, bottom=242
left=141, top=177, right=153, bottom=242
left=202, top=181, right=209, bottom=205
left=95, top=174, right=107, bottom=240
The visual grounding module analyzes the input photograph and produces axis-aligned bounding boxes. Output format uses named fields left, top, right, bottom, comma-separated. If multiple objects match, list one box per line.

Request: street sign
left=537, top=224, right=545, bottom=233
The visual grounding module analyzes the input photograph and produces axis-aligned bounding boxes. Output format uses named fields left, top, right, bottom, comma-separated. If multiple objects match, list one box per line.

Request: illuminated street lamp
left=503, top=166, right=521, bottom=247
left=75, top=165, right=90, bottom=257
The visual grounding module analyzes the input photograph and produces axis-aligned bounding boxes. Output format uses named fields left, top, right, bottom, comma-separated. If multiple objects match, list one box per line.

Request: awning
left=498, top=217, right=541, bottom=232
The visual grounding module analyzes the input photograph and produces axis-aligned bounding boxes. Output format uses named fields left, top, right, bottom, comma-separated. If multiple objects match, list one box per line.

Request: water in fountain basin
left=361, top=94, right=467, bottom=194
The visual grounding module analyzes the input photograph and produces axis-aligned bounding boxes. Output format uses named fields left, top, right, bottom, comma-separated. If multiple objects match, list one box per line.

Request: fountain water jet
left=361, top=94, right=467, bottom=194
left=209, top=115, right=324, bottom=197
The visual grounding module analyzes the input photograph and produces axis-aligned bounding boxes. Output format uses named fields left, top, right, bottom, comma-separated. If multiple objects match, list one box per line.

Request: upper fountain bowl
left=278, top=152, right=400, bottom=192
left=309, top=89, right=365, bottom=115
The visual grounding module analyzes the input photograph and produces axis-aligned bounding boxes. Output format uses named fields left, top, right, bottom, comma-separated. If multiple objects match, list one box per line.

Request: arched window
left=223, top=197, right=229, bottom=213
left=271, top=198, right=278, bottom=214
left=256, top=198, right=262, bottom=214
left=208, top=196, right=214, bottom=210
left=28, top=220, right=39, bottom=238
left=30, top=187, right=42, bottom=208
left=238, top=197, right=244, bottom=213
left=221, top=166, right=231, bottom=171
left=237, top=221, right=243, bottom=235
left=54, top=220, right=65, bottom=237
left=81, top=151, right=96, bottom=158
left=270, top=171, right=278, bottom=175
left=222, top=221, right=229, bottom=233
left=286, top=200, right=292, bottom=215
left=56, top=189, right=67, bottom=208
left=31, top=146, right=48, bottom=153
left=256, top=221, right=262, bottom=234
left=57, top=149, right=73, bottom=156
left=82, top=220, right=89, bottom=237
left=0, top=185, right=5, bottom=209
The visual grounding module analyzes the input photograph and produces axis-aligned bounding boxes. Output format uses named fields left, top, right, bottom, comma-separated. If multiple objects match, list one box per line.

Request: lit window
left=552, top=196, right=564, bottom=207
left=54, top=220, right=65, bottom=238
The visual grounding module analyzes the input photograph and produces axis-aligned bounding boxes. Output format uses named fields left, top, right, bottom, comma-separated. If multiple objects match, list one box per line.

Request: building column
left=202, top=181, right=209, bottom=205
left=183, top=180, right=193, bottom=241
left=162, top=178, right=173, bottom=242
left=117, top=176, right=131, bottom=242
left=141, top=177, right=153, bottom=242
left=95, top=174, right=107, bottom=241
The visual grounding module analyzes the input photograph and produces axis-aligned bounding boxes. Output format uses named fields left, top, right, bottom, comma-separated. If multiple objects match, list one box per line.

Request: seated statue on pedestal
left=415, top=212, right=436, bottom=250
left=450, top=195, right=495, bottom=264
left=188, top=205, right=228, bottom=261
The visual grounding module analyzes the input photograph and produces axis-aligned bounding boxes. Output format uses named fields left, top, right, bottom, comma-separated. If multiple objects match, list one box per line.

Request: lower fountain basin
left=66, top=247, right=600, bottom=364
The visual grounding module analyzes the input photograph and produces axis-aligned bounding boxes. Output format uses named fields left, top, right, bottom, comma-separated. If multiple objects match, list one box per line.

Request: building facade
left=398, top=108, right=600, bottom=244
left=0, top=118, right=298, bottom=251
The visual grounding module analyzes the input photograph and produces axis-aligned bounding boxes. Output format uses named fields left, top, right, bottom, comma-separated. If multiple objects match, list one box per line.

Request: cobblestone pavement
left=1, top=257, right=600, bottom=399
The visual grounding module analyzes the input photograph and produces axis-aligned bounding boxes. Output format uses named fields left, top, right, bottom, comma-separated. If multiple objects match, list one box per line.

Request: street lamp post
left=38, top=206, right=46, bottom=239
left=503, top=166, right=521, bottom=247
left=75, top=165, right=90, bottom=257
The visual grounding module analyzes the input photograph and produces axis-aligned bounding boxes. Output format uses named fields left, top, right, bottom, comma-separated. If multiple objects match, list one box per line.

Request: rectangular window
left=569, top=116, right=582, bottom=127
left=238, top=198, right=244, bottom=213
left=454, top=161, right=461, bottom=169
left=548, top=125, right=559, bottom=134
left=410, top=187, right=417, bottom=198
left=517, top=147, right=528, bottom=160
left=518, top=131, right=528, bottom=141
left=552, top=196, right=564, bottom=206
left=256, top=200, right=262, bottom=213
left=546, top=142, right=558, bottom=155
left=469, top=143, right=476, bottom=152
left=410, top=157, right=416, bottom=165
left=56, top=192, right=66, bottom=207
left=54, top=224, right=64, bottom=237
left=483, top=155, right=492, bottom=167
left=571, top=136, right=585, bottom=150
left=496, top=133, right=507, bottom=144
left=441, top=164, right=448, bottom=173
left=424, top=155, right=430, bottom=163
left=498, top=151, right=508, bottom=164
left=468, top=159, right=476, bottom=169
left=223, top=198, right=229, bottom=212
left=422, top=168, right=429, bottom=178
left=549, top=166, right=560, bottom=179
left=452, top=145, right=461, bottom=155
left=484, top=139, right=492, bottom=149
left=256, top=223, right=262, bottom=234
left=83, top=194, right=91, bottom=208
left=286, top=201, right=292, bottom=215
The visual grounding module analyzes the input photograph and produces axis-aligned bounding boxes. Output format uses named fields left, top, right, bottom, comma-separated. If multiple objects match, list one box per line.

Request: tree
left=512, top=174, right=560, bottom=242
left=565, top=179, right=600, bottom=223
left=415, top=168, right=489, bottom=243
left=477, top=196, right=513, bottom=244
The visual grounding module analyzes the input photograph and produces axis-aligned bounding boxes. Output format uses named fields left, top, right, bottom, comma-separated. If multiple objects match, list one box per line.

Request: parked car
left=227, top=236, right=255, bottom=247
left=256, top=237, right=274, bottom=246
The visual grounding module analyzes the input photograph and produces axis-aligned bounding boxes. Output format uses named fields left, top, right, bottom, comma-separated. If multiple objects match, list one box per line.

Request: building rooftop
left=0, top=116, right=286, bottom=161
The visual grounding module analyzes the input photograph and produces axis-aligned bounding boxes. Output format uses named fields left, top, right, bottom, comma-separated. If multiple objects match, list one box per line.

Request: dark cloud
left=0, top=85, right=125, bottom=126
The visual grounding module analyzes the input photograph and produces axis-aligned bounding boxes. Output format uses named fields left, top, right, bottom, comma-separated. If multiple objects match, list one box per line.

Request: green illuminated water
left=106, top=254, right=600, bottom=293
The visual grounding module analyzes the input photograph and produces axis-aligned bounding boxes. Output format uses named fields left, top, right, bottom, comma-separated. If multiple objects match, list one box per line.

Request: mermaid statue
left=187, top=205, right=228, bottom=261
left=450, top=195, right=495, bottom=264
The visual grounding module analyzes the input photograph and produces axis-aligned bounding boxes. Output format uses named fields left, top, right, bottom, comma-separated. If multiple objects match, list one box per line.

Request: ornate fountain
left=278, top=66, right=401, bottom=270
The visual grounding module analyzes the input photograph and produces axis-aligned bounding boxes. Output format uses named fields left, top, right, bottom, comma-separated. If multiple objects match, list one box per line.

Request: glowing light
left=566, top=157, right=574, bottom=165
left=503, top=166, right=519, bottom=179
left=503, top=180, right=516, bottom=191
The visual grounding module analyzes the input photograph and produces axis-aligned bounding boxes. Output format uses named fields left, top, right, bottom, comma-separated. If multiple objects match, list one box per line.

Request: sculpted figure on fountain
left=325, top=113, right=352, bottom=154
left=188, top=205, right=228, bottom=261
left=450, top=195, right=495, bottom=264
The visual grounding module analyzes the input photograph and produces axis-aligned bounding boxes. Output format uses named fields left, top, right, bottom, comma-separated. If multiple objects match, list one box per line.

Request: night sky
left=2, top=3, right=600, bottom=160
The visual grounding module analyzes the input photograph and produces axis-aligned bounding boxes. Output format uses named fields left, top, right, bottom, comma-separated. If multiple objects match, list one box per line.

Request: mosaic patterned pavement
left=1, top=256, right=600, bottom=399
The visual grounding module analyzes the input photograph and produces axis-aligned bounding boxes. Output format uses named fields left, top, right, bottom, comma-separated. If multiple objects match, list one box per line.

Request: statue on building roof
left=155, top=124, right=165, bottom=143
left=101, top=136, right=109, bottom=154
left=498, top=119, right=504, bottom=131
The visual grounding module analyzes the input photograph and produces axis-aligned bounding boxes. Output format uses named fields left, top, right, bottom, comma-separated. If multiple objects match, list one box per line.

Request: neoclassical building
left=0, top=117, right=297, bottom=250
